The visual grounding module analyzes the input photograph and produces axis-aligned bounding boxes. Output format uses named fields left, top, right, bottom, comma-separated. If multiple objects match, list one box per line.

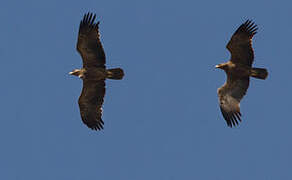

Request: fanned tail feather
left=107, top=68, right=124, bottom=80
left=251, top=68, right=268, bottom=80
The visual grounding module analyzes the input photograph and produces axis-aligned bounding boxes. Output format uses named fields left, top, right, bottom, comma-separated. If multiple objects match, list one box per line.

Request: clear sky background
left=0, top=0, right=291, bottom=179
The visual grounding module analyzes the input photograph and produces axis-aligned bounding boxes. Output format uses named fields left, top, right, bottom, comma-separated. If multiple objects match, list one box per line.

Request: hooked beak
left=215, top=64, right=220, bottom=68
left=69, top=72, right=74, bottom=75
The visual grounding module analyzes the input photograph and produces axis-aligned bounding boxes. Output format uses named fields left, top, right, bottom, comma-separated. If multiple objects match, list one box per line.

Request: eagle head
left=69, top=69, right=85, bottom=79
left=215, top=63, right=228, bottom=70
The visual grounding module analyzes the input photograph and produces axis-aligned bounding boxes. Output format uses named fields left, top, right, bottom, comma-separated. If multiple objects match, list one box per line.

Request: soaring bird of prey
left=70, top=13, right=124, bottom=130
left=216, top=20, right=268, bottom=127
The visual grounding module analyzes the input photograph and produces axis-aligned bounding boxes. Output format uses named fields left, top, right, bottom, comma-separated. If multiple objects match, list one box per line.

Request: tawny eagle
left=216, top=20, right=268, bottom=127
left=70, top=13, right=124, bottom=130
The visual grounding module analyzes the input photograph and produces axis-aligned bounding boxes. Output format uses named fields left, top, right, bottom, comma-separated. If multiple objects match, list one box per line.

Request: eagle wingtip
left=235, top=19, right=258, bottom=37
left=80, top=12, right=99, bottom=28
left=89, top=124, right=104, bottom=131
left=89, top=119, right=104, bottom=131
left=222, top=110, right=242, bottom=128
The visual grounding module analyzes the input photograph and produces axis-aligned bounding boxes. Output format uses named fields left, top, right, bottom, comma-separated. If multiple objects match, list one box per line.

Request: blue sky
left=0, top=0, right=291, bottom=179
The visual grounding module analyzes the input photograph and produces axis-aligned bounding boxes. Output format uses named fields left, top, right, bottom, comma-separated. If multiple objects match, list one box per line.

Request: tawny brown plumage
left=216, top=20, right=268, bottom=127
left=70, top=12, right=124, bottom=131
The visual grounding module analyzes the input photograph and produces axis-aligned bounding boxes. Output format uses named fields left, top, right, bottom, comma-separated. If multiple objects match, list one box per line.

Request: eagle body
left=216, top=20, right=268, bottom=127
left=70, top=13, right=124, bottom=131
left=216, top=62, right=251, bottom=79
left=70, top=67, right=108, bottom=81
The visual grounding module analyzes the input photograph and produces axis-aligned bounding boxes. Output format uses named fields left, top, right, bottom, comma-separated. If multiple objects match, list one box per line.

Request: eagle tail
left=107, top=68, right=124, bottom=80
left=251, top=68, right=268, bottom=80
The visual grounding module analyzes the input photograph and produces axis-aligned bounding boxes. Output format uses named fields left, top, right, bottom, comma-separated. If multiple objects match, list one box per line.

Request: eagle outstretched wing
left=77, top=12, right=106, bottom=68
left=217, top=77, right=250, bottom=127
left=78, top=80, right=105, bottom=130
left=226, top=20, right=257, bottom=67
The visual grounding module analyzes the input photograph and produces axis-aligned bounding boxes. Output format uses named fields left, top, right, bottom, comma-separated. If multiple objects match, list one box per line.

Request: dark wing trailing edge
left=78, top=80, right=106, bottom=130
left=226, top=20, right=258, bottom=67
left=217, top=77, right=250, bottom=127
left=77, top=12, right=106, bottom=68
